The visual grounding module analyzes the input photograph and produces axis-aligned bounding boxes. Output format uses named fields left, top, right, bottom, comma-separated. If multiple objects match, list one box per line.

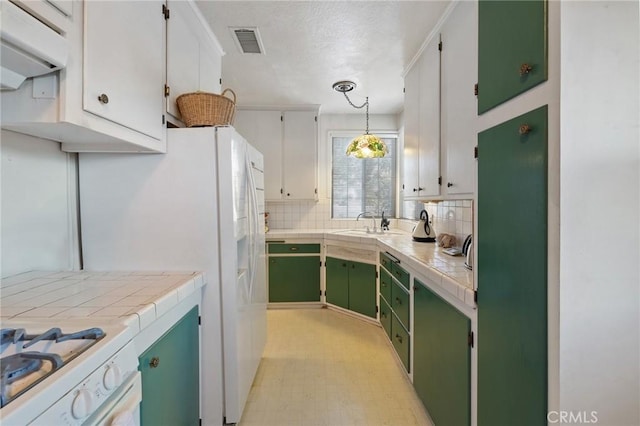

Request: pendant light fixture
left=333, top=81, right=388, bottom=158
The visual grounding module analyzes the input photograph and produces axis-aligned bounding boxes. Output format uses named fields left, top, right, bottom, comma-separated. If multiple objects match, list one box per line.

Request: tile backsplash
left=265, top=198, right=473, bottom=248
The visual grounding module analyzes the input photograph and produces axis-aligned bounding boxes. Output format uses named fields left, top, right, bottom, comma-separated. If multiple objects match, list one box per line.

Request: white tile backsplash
left=265, top=198, right=473, bottom=247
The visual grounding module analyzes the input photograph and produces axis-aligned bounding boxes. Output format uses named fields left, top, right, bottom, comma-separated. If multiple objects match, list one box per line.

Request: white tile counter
left=0, top=271, right=206, bottom=332
left=266, top=229, right=475, bottom=308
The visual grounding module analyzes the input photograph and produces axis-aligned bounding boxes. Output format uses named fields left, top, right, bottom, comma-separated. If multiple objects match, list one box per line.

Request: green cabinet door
left=379, top=297, right=392, bottom=340
left=326, top=256, right=349, bottom=309
left=139, top=306, right=199, bottom=426
left=269, top=256, right=321, bottom=302
left=478, top=0, right=548, bottom=113
left=391, top=314, right=410, bottom=373
left=414, top=281, right=470, bottom=426
left=348, top=261, right=377, bottom=318
left=477, top=106, right=547, bottom=425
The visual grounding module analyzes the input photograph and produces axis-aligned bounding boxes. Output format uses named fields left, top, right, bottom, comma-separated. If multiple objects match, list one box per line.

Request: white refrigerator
left=78, top=127, right=267, bottom=425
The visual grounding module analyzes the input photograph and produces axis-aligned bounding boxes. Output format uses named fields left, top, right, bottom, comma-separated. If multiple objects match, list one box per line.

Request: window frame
left=328, top=130, right=400, bottom=219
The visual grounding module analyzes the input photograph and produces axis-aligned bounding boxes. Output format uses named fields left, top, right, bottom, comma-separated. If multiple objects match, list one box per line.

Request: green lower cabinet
left=379, top=297, right=392, bottom=340
left=347, top=261, right=377, bottom=318
left=268, top=256, right=321, bottom=302
left=413, top=281, right=471, bottom=426
left=326, top=257, right=376, bottom=318
left=379, top=268, right=392, bottom=305
left=477, top=106, right=548, bottom=425
left=139, top=306, right=199, bottom=426
left=391, top=281, right=410, bottom=331
left=391, top=314, right=410, bottom=372
left=326, top=257, right=349, bottom=309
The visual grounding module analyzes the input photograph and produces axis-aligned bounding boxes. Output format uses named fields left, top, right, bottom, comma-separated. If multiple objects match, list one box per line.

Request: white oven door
left=85, top=372, right=142, bottom=426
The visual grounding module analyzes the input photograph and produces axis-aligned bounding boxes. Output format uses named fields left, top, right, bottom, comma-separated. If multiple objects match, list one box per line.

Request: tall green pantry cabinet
left=138, top=307, right=200, bottom=426
left=477, top=106, right=548, bottom=425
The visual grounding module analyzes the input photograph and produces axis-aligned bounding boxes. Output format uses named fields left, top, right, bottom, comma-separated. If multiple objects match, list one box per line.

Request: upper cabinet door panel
left=417, top=35, right=441, bottom=197
left=478, top=0, right=548, bottom=113
left=442, top=0, right=477, bottom=195
left=283, top=111, right=317, bottom=200
left=234, top=110, right=283, bottom=200
left=402, top=63, right=420, bottom=196
left=166, top=1, right=200, bottom=119
left=83, top=1, right=164, bottom=140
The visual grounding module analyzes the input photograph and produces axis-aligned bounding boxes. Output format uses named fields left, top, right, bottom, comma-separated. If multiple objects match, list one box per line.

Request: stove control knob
left=71, top=389, right=94, bottom=419
left=103, top=364, right=122, bottom=391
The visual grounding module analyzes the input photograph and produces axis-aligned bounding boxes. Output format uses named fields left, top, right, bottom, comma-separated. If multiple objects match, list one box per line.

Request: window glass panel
left=331, top=135, right=397, bottom=218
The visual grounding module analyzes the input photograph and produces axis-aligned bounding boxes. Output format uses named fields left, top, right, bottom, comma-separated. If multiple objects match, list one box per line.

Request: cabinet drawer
left=379, top=297, right=392, bottom=340
left=391, top=315, right=410, bottom=373
left=379, top=252, right=393, bottom=272
left=380, top=268, right=392, bottom=303
left=391, top=264, right=410, bottom=290
left=391, top=281, right=410, bottom=331
left=268, top=243, right=321, bottom=254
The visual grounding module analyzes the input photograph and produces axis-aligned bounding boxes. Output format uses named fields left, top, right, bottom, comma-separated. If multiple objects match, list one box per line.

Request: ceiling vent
left=230, top=27, right=264, bottom=54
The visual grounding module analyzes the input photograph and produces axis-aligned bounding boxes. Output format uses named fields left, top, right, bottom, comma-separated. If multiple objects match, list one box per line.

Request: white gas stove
left=0, top=319, right=139, bottom=426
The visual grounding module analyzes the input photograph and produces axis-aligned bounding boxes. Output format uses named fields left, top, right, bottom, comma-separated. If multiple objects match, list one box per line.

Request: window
left=331, top=134, right=397, bottom=218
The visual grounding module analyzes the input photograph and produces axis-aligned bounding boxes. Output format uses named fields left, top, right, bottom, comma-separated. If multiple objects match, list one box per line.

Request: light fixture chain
left=342, top=92, right=370, bottom=134
left=342, top=91, right=367, bottom=109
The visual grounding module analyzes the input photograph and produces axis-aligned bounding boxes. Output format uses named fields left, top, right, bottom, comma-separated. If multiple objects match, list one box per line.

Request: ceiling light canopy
left=333, top=81, right=387, bottom=158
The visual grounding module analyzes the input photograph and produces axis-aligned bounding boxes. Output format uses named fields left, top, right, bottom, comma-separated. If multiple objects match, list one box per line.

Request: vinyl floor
left=238, top=308, right=433, bottom=426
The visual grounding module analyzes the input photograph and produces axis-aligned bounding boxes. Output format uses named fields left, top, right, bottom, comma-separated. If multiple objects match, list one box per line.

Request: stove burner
left=2, top=354, right=44, bottom=383
left=0, top=327, right=105, bottom=409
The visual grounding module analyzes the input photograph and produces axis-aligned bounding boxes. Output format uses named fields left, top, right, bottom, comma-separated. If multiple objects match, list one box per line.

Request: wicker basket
left=176, top=88, right=236, bottom=127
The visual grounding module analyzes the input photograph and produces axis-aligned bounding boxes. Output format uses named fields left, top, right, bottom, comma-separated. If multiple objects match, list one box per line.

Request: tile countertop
left=0, top=271, right=206, bottom=333
left=266, top=229, right=475, bottom=308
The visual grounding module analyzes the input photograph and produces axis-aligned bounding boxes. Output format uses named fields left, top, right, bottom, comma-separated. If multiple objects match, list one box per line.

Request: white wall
left=1, top=131, right=80, bottom=277
left=559, top=2, right=640, bottom=424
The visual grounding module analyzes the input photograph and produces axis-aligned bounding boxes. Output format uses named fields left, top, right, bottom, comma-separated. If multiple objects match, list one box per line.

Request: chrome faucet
left=356, top=211, right=377, bottom=233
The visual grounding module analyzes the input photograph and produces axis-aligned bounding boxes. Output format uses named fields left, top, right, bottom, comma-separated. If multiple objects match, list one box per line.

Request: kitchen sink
left=333, top=229, right=406, bottom=236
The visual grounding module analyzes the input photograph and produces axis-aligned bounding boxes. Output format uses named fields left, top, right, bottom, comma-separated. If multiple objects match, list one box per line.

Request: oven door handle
left=83, top=371, right=142, bottom=426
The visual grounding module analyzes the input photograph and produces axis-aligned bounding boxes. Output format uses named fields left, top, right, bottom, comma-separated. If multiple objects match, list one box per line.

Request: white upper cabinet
left=403, top=35, right=441, bottom=199
left=166, top=0, right=223, bottom=125
left=402, top=0, right=477, bottom=200
left=1, top=0, right=167, bottom=152
left=83, top=1, right=164, bottom=141
left=403, top=62, right=420, bottom=198
left=418, top=35, right=442, bottom=197
left=440, top=0, right=477, bottom=196
left=234, top=109, right=318, bottom=201
left=234, top=110, right=283, bottom=200
left=282, top=111, right=318, bottom=200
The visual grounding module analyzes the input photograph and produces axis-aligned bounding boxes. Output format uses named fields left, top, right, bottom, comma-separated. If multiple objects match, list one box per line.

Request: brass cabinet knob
left=97, top=93, right=109, bottom=104
left=149, top=356, right=160, bottom=368
left=519, top=124, right=532, bottom=135
left=520, top=63, right=533, bottom=76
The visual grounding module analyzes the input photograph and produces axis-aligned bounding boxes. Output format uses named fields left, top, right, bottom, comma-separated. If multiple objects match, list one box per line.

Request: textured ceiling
left=197, top=1, right=451, bottom=114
